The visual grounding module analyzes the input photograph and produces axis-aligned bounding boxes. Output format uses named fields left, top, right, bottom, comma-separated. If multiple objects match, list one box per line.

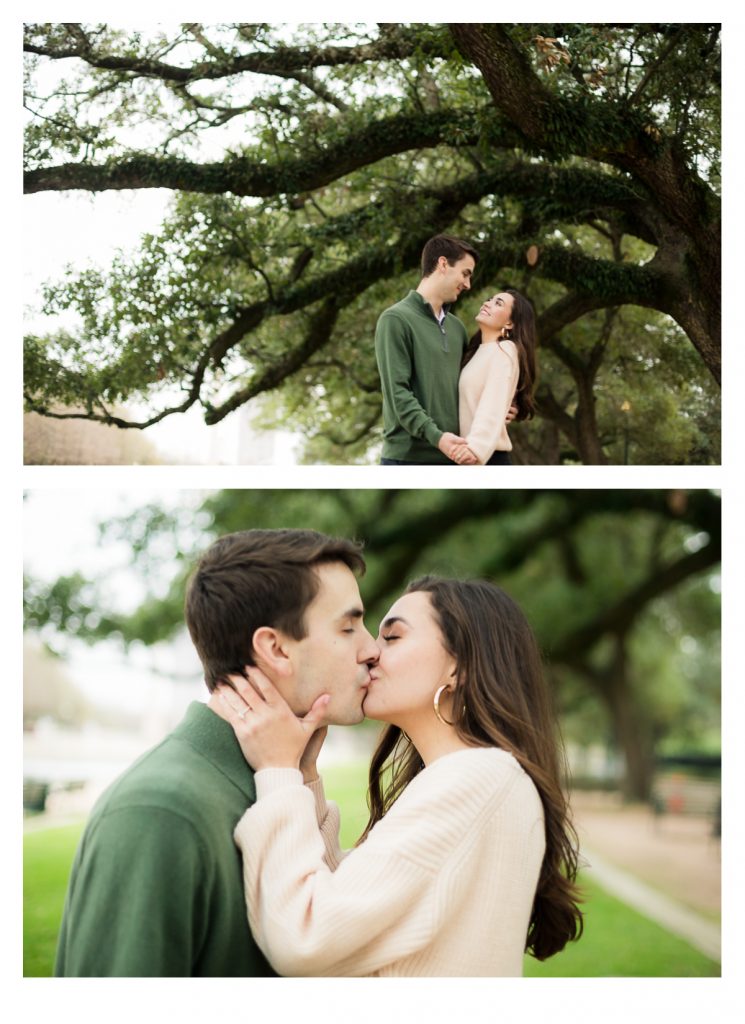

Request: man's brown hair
left=420, top=234, right=479, bottom=278
left=185, top=529, right=366, bottom=691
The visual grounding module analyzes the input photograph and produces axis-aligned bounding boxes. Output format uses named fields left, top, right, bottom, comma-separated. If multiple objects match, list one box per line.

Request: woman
left=455, top=288, right=537, bottom=465
left=218, top=576, right=582, bottom=976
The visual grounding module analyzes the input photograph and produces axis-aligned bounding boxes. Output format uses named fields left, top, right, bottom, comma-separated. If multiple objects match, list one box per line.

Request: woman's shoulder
left=409, top=746, right=531, bottom=805
left=373, top=748, right=536, bottom=863
left=467, top=339, right=518, bottom=368
left=430, top=745, right=524, bottom=778
left=496, top=338, right=518, bottom=360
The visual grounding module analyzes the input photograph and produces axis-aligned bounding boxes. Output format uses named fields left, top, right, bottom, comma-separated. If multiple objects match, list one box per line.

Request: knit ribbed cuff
left=305, top=776, right=329, bottom=823
left=423, top=422, right=443, bottom=449
left=254, top=767, right=304, bottom=800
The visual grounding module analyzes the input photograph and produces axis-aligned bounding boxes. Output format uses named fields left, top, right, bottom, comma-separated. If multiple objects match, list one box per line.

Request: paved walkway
left=581, top=844, right=720, bottom=960
left=571, top=791, right=721, bottom=962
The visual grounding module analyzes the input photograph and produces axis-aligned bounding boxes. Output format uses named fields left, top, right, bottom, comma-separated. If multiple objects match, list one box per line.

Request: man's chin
left=360, top=695, right=382, bottom=723
left=327, top=705, right=365, bottom=727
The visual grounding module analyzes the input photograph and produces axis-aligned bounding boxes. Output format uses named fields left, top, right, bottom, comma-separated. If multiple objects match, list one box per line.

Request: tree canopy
left=24, top=488, right=721, bottom=798
left=24, top=23, right=721, bottom=463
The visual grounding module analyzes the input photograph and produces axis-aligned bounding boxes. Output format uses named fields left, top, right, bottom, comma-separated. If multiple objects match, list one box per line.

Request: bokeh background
left=23, top=487, right=721, bottom=976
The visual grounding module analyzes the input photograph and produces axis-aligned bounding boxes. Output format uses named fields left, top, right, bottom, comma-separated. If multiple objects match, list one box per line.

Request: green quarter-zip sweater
left=54, top=702, right=275, bottom=977
left=375, top=290, right=469, bottom=463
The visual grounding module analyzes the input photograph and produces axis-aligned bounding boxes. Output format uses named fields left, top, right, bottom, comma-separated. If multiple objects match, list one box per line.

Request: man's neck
left=416, top=280, right=444, bottom=320
left=207, top=691, right=230, bottom=721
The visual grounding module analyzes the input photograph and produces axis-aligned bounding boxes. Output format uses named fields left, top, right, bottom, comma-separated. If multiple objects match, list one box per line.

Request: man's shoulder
left=90, top=730, right=212, bottom=822
left=376, top=292, right=418, bottom=325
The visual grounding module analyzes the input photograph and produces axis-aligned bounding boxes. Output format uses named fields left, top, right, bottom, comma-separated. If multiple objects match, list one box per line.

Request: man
left=375, top=234, right=480, bottom=465
left=55, top=529, right=379, bottom=976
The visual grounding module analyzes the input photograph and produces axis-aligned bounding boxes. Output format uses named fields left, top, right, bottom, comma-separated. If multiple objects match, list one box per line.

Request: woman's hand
left=451, top=443, right=478, bottom=465
left=217, top=668, right=330, bottom=773
left=299, top=724, right=328, bottom=784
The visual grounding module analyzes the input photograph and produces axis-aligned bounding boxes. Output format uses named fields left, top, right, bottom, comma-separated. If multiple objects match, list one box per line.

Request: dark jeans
left=381, top=454, right=511, bottom=465
left=380, top=458, right=450, bottom=465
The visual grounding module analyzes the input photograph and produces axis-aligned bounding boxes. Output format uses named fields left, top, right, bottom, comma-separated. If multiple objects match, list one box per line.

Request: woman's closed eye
left=381, top=634, right=400, bottom=643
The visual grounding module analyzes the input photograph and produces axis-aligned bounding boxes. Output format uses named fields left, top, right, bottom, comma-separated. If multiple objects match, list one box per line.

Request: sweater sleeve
left=234, top=757, right=520, bottom=976
left=465, top=342, right=519, bottom=464
left=374, top=312, right=444, bottom=449
left=305, top=776, right=346, bottom=871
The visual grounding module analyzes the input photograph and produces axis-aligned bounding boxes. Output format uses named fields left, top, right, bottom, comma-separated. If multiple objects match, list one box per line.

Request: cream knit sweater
left=233, top=746, right=545, bottom=977
left=459, top=339, right=519, bottom=463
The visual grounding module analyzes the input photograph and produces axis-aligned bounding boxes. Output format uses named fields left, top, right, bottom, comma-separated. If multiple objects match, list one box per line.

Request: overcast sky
left=23, top=188, right=305, bottom=464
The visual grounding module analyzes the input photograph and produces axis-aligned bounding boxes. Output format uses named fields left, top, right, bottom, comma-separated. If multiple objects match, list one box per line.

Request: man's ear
left=251, top=626, right=294, bottom=678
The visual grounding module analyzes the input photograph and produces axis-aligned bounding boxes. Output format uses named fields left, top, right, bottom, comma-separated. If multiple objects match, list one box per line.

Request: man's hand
left=438, top=432, right=470, bottom=461
left=505, top=403, right=518, bottom=424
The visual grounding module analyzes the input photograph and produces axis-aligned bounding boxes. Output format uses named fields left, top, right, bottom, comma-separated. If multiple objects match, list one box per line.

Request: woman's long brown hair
left=461, top=288, right=537, bottom=421
left=358, top=576, right=583, bottom=961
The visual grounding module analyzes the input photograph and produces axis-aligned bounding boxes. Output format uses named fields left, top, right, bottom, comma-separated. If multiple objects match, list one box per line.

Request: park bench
left=651, top=773, right=720, bottom=836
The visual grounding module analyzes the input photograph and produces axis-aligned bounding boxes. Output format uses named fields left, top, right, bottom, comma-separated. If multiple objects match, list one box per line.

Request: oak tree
left=24, top=23, right=721, bottom=462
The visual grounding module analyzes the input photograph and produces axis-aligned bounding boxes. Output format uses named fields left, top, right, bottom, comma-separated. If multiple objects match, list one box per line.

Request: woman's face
left=363, top=590, right=457, bottom=726
left=475, top=291, right=514, bottom=334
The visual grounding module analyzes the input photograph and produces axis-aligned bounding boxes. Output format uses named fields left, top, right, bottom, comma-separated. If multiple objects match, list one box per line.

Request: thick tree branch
left=24, top=25, right=447, bottom=82
left=449, top=23, right=719, bottom=251
left=24, top=110, right=493, bottom=196
left=549, top=543, right=720, bottom=664
left=24, top=175, right=481, bottom=430
left=205, top=297, right=341, bottom=422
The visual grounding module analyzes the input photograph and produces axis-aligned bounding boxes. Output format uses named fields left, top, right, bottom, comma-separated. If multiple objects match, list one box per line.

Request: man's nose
left=360, top=630, right=380, bottom=664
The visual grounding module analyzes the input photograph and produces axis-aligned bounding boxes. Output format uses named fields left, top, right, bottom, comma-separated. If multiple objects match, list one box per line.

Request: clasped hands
left=438, top=433, right=478, bottom=464
left=438, top=404, right=518, bottom=465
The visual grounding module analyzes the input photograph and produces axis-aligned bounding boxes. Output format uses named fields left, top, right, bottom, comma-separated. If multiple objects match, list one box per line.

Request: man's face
left=439, top=253, right=475, bottom=304
left=281, top=562, right=379, bottom=725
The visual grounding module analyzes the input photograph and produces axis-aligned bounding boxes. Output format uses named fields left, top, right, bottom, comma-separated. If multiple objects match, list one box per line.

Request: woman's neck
left=394, top=715, right=473, bottom=766
left=480, top=328, right=503, bottom=345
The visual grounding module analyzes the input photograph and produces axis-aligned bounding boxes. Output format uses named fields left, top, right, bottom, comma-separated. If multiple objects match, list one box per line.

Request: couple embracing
left=376, top=234, right=537, bottom=466
left=56, top=529, right=582, bottom=977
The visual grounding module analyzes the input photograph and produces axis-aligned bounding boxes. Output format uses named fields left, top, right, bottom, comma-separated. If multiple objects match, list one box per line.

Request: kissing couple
left=56, top=528, right=582, bottom=977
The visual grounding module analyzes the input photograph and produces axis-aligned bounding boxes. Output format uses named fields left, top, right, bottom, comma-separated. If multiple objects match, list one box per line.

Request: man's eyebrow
left=338, top=607, right=365, bottom=622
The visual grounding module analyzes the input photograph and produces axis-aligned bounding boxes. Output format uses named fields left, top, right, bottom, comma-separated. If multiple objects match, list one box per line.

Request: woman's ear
left=251, top=626, right=293, bottom=678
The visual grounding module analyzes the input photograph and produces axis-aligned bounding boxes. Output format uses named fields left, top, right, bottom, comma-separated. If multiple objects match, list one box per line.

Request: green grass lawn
left=523, top=876, right=718, bottom=976
left=24, top=760, right=720, bottom=977
left=23, top=822, right=84, bottom=977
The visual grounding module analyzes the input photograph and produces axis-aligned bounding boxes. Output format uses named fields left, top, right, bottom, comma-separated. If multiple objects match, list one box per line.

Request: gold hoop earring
left=433, top=684, right=456, bottom=726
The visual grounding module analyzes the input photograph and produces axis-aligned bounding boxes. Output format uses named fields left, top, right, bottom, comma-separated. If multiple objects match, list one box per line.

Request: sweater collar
left=173, top=701, right=257, bottom=802
left=406, top=289, right=453, bottom=322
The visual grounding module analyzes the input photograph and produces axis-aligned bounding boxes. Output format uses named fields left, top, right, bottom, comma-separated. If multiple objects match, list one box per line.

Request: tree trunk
left=602, top=636, right=655, bottom=801
left=573, top=372, right=608, bottom=465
